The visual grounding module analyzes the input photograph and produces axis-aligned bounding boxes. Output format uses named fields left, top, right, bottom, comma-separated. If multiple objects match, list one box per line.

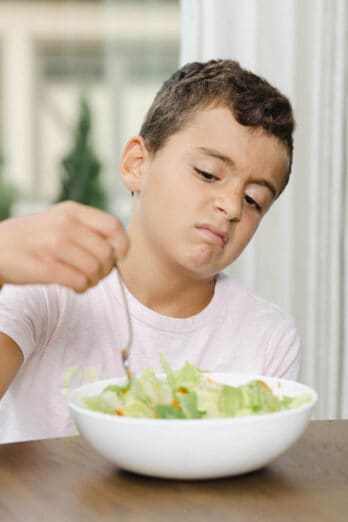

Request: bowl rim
left=68, top=372, right=318, bottom=426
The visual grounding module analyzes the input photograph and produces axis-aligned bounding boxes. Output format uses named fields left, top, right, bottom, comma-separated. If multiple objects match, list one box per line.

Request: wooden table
left=0, top=420, right=347, bottom=522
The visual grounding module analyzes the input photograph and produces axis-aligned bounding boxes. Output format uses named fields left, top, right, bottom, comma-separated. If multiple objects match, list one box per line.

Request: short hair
left=140, top=59, right=295, bottom=189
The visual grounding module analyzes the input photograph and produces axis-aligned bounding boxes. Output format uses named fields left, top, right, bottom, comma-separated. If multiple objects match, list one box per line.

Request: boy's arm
left=0, top=283, right=56, bottom=399
left=264, top=316, right=301, bottom=380
left=0, top=333, right=23, bottom=398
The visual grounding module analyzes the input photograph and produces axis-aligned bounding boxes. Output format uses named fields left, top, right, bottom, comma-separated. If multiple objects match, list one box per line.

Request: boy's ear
left=120, top=136, right=149, bottom=193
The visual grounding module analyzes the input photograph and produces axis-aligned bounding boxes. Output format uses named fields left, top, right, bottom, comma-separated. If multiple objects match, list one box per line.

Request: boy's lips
left=195, top=225, right=229, bottom=248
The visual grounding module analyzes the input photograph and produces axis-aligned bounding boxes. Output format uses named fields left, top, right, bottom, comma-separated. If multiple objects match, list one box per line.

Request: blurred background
left=0, top=0, right=180, bottom=223
left=0, top=0, right=347, bottom=419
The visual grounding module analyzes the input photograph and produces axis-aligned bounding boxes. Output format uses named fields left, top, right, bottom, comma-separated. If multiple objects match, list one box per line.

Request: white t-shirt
left=0, top=270, right=300, bottom=443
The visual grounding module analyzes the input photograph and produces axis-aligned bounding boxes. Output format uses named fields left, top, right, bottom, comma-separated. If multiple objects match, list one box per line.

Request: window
left=0, top=0, right=180, bottom=221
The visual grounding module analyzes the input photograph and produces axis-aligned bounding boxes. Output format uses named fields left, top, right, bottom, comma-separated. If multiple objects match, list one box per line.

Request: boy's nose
left=213, top=195, right=242, bottom=222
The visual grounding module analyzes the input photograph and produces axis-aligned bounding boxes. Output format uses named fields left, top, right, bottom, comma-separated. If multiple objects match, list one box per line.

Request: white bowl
left=68, top=373, right=317, bottom=480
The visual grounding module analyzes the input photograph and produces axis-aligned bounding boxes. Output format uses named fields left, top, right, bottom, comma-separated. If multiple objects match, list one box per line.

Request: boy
left=0, top=59, right=299, bottom=443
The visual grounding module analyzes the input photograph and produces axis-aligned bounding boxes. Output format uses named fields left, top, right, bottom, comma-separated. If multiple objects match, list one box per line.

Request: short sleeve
left=262, top=316, right=301, bottom=380
left=0, top=284, right=53, bottom=361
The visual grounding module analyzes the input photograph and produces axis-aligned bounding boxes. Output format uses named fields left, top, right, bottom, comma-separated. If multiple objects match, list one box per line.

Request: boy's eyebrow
left=196, top=146, right=235, bottom=168
left=249, top=178, right=277, bottom=199
left=195, top=146, right=277, bottom=198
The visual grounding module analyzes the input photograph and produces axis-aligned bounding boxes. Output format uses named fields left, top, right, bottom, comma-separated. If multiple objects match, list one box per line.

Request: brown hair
left=140, top=59, right=295, bottom=190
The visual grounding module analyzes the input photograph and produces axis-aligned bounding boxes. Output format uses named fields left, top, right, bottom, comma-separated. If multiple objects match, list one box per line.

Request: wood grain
left=0, top=420, right=347, bottom=522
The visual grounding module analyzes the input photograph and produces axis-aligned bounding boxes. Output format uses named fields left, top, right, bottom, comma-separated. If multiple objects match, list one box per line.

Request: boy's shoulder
left=216, top=272, right=294, bottom=324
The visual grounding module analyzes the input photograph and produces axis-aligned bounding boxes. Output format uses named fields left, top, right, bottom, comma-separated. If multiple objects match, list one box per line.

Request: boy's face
left=123, top=106, right=289, bottom=280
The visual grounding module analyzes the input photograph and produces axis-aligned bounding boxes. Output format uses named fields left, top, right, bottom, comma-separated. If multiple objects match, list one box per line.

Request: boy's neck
left=117, top=239, right=216, bottom=319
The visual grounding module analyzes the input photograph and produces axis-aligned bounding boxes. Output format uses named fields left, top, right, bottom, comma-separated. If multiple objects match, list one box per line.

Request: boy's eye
left=194, top=168, right=219, bottom=182
left=244, top=194, right=262, bottom=212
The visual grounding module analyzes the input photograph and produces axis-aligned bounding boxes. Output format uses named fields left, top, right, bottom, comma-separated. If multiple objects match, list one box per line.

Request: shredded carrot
left=277, top=381, right=282, bottom=389
left=115, top=409, right=124, bottom=416
left=207, top=377, right=214, bottom=384
left=120, top=349, right=126, bottom=357
left=258, top=380, right=273, bottom=392
left=172, top=399, right=180, bottom=409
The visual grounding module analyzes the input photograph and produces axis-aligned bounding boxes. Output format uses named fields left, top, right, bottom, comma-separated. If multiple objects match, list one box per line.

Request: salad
left=81, top=355, right=311, bottom=419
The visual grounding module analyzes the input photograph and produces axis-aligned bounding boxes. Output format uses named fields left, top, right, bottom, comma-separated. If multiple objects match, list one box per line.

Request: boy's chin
left=182, top=244, right=225, bottom=276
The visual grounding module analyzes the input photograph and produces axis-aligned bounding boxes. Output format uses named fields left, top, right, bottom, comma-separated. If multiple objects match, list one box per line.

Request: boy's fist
left=0, top=201, right=129, bottom=292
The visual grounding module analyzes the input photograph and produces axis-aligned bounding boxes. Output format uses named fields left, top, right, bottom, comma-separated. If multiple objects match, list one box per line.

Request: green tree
left=0, top=154, right=16, bottom=221
left=56, top=96, right=108, bottom=210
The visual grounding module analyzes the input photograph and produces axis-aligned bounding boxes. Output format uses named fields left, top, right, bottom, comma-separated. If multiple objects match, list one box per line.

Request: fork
left=115, top=268, right=133, bottom=382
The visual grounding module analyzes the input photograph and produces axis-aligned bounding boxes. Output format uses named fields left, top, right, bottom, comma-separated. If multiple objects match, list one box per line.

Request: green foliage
left=0, top=154, right=16, bottom=221
left=56, top=96, right=108, bottom=210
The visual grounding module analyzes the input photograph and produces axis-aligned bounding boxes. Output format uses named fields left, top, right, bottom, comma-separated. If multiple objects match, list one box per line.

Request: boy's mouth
left=195, top=225, right=228, bottom=248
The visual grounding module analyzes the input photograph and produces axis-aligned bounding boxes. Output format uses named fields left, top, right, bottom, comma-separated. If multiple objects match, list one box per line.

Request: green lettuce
left=80, top=355, right=311, bottom=419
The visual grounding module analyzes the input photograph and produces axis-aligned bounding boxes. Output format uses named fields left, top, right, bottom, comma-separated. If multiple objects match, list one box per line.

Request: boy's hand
left=0, top=201, right=129, bottom=292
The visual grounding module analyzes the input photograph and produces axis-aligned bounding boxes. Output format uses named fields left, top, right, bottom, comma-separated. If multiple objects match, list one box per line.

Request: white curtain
left=180, top=0, right=348, bottom=419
